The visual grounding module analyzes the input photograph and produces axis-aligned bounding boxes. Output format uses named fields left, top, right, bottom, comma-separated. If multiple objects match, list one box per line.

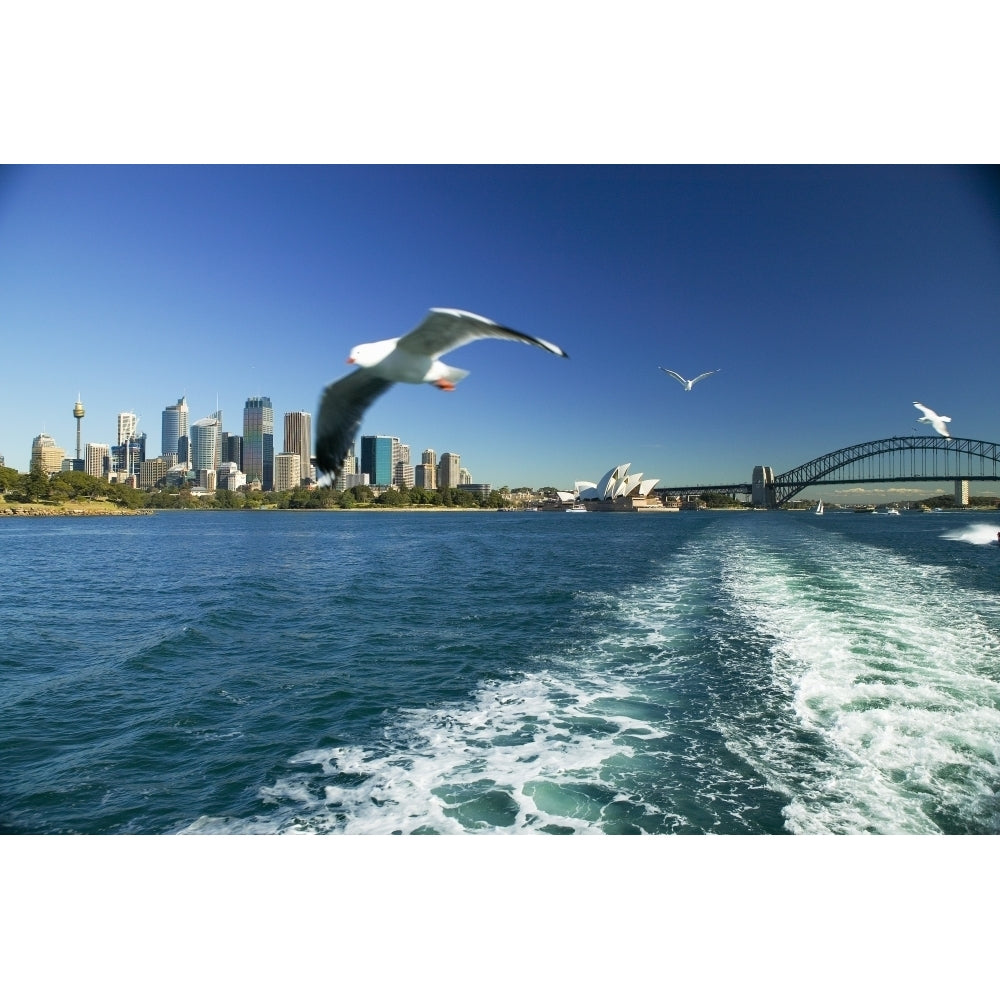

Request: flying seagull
left=315, top=308, right=568, bottom=479
left=913, top=401, right=951, bottom=438
left=659, top=367, right=721, bottom=391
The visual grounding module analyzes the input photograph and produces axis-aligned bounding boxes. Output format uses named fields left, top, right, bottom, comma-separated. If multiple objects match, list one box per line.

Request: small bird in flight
left=659, top=367, right=720, bottom=391
left=315, top=308, right=568, bottom=480
left=913, top=401, right=951, bottom=438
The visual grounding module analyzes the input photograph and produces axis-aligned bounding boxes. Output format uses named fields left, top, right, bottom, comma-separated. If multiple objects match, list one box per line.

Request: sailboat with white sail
left=815, top=499, right=824, bottom=515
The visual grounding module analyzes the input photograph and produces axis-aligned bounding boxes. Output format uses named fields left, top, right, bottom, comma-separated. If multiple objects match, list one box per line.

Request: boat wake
left=941, top=522, right=1000, bottom=546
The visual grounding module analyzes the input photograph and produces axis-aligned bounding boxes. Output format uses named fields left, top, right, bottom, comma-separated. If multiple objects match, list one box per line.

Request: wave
left=719, top=525, right=1000, bottom=834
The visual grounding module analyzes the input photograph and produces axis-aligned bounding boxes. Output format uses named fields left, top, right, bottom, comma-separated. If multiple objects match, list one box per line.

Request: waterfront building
left=459, top=467, right=472, bottom=486
left=415, top=463, right=436, bottom=490
left=394, top=460, right=415, bottom=489
left=422, top=449, right=436, bottom=467
left=190, top=414, right=222, bottom=475
left=31, top=433, right=65, bottom=475
left=283, top=411, right=312, bottom=485
left=333, top=445, right=357, bottom=490
left=243, top=397, right=274, bottom=491
left=438, top=452, right=461, bottom=489
left=140, top=457, right=169, bottom=489
left=572, top=463, right=662, bottom=510
left=457, top=483, right=492, bottom=500
left=274, top=452, right=302, bottom=492
left=361, top=435, right=397, bottom=487
left=85, top=443, right=110, bottom=479
left=218, top=462, right=246, bottom=491
left=161, top=397, right=188, bottom=459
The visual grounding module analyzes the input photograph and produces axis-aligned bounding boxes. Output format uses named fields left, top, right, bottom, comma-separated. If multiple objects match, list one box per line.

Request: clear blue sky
left=2, top=165, right=998, bottom=498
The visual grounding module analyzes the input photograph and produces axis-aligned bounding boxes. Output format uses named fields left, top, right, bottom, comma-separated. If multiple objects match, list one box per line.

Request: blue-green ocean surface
left=3, top=509, right=999, bottom=834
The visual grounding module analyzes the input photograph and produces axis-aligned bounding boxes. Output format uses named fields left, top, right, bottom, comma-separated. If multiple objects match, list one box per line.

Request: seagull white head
left=347, top=338, right=398, bottom=368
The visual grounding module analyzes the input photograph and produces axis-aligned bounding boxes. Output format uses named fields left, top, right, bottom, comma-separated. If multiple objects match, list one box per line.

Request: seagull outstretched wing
left=316, top=369, right=394, bottom=478
left=399, top=308, right=567, bottom=360
left=659, top=367, right=689, bottom=386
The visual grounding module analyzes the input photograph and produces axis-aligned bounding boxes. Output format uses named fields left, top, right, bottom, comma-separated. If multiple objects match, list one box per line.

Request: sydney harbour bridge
left=654, top=436, right=1000, bottom=508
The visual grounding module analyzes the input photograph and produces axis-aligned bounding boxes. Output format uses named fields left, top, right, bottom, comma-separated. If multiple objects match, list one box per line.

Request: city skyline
left=19, top=392, right=485, bottom=493
left=2, top=166, right=999, bottom=501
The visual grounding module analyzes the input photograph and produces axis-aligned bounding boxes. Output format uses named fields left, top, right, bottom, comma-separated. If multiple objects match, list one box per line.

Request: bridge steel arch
left=773, top=436, right=1000, bottom=506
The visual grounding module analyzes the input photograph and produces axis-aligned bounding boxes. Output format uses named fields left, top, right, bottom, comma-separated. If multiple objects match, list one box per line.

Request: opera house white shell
left=572, top=463, right=662, bottom=508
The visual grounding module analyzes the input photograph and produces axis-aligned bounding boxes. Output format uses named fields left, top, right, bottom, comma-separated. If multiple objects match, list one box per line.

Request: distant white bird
left=913, top=401, right=951, bottom=438
left=659, top=367, right=720, bottom=391
left=315, top=308, right=568, bottom=479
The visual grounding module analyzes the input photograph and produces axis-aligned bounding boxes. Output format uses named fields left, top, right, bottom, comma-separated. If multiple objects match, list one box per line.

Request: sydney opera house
left=554, top=462, right=669, bottom=511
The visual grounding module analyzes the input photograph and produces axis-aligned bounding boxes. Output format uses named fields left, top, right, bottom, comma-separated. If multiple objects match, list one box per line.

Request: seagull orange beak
left=347, top=356, right=355, bottom=364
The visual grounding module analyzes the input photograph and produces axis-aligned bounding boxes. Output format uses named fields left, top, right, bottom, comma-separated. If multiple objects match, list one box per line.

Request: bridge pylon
left=752, top=465, right=777, bottom=508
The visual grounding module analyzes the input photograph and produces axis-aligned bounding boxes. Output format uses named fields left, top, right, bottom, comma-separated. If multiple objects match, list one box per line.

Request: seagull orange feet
left=433, top=379, right=457, bottom=391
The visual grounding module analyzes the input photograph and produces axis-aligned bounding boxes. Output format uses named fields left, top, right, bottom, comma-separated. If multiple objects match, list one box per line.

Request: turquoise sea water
left=3, top=508, right=999, bottom=834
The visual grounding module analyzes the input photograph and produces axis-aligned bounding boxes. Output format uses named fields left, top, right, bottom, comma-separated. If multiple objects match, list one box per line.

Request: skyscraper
left=438, top=452, right=461, bottom=488
left=283, top=411, right=312, bottom=486
left=117, top=412, right=137, bottom=446
left=190, top=413, right=222, bottom=474
left=243, top=397, right=274, bottom=490
left=222, top=433, right=243, bottom=470
left=417, top=449, right=437, bottom=489
left=115, top=411, right=139, bottom=476
left=85, top=442, right=110, bottom=479
left=31, top=433, right=65, bottom=475
left=161, top=396, right=188, bottom=460
left=361, top=435, right=397, bottom=487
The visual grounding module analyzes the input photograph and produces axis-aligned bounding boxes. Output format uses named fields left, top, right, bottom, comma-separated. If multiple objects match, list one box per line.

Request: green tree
left=351, top=484, right=373, bottom=505
left=21, top=469, right=51, bottom=502
left=700, top=491, right=740, bottom=508
left=215, top=488, right=245, bottom=509
left=376, top=488, right=406, bottom=506
left=0, top=465, right=22, bottom=492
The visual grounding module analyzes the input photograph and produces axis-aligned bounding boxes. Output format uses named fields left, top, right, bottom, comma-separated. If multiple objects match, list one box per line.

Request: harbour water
left=3, top=508, right=999, bottom=835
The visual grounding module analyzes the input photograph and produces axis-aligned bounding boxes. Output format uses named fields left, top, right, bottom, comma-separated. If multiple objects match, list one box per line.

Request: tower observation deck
left=73, top=396, right=85, bottom=461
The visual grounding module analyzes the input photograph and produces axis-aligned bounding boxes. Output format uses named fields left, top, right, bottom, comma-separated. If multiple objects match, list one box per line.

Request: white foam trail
left=183, top=545, right=721, bottom=836
left=720, top=528, right=1000, bottom=834
left=941, top=522, right=1000, bottom=546
left=250, top=670, right=663, bottom=835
